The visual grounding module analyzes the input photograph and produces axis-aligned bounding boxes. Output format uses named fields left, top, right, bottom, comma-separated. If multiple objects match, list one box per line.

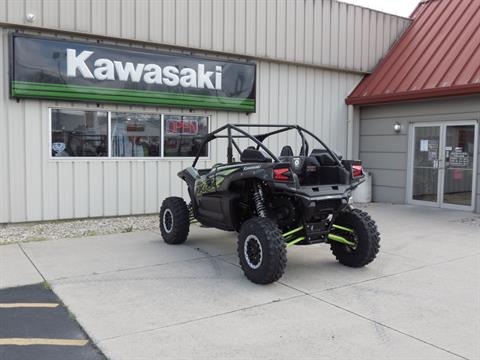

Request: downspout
left=346, top=104, right=354, bottom=159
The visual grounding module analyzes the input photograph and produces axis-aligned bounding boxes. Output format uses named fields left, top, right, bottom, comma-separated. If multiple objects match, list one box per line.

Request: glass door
left=409, top=122, right=478, bottom=210
left=412, top=125, right=441, bottom=204
left=442, top=124, right=477, bottom=209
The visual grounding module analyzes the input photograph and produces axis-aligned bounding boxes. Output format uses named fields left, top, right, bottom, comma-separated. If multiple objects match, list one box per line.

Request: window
left=51, top=109, right=108, bottom=157
left=111, top=112, right=161, bottom=157
left=163, top=115, right=209, bottom=157
left=50, top=109, right=209, bottom=159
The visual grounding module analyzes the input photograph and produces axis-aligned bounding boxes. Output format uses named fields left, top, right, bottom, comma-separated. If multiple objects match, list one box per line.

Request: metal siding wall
left=0, top=0, right=410, bottom=73
left=0, top=27, right=362, bottom=222
left=359, top=96, right=480, bottom=213
left=0, top=0, right=409, bottom=222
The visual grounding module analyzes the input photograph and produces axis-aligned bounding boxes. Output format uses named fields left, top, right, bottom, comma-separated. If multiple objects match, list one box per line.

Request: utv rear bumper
left=272, top=183, right=352, bottom=202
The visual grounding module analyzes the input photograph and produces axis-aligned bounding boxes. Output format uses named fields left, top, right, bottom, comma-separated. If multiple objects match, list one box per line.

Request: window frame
left=48, top=107, right=211, bottom=161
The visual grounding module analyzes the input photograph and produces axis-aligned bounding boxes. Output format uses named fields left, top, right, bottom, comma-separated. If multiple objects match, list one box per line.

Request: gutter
left=346, top=83, right=480, bottom=106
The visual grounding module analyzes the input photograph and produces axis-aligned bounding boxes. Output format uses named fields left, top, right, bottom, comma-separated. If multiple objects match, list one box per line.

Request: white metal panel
left=106, top=0, right=121, bottom=38
left=0, top=0, right=6, bottom=22
left=321, top=0, right=330, bottom=66
left=24, top=100, right=43, bottom=221
left=338, top=2, right=347, bottom=69
left=223, top=0, right=235, bottom=53
left=42, top=0, right=59, bottom=29
left=91, top=0, right=106, bottom=35
left=211, top=0, right=223, bottom=51
left=265, top=0, right=276, bottom=59
left=6, top=0, right=23, bottom=24
left=304, top=0, right=314, bottom=64
left=58, top=162, right=74, bottom=219
left=144, top=161, right=158, bottom=214
left=175, top=0, right=188, bottom=46
left=188, top=0, right=201, bottom=48
left=103, top=161, right=118, bottom=216
left=121, top=0, right=135, bottom=39
left=59, top=0, right=75, bottom=31
left=284, top=0, right=295, bottom=62
left=235, top=0, right=246, bottom=55
left=88, top=161, right=104, bottom=217
left=25, top=0, right=42, bottom=27
left=75, top=0, right=90, bottom=33
left=0, top=28, right=8, bottom=222
left=149, top=0, right=163, bottom=42
left=73, top=161, right=89, bottom=218
left=136, top=0, right=150, bottom=40
left=200, top=0, right=212, bottom=50
left=131, top=161, right=145, bottom=214
left=294, top=0, right=304, bottom=64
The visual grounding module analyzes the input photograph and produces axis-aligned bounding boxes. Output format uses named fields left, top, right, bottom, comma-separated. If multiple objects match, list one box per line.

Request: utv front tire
left=330, top=208, right=380, bottom=267
left=238, top=217, right=287, bottom=284
left=160, top=197, right=190, bottom=244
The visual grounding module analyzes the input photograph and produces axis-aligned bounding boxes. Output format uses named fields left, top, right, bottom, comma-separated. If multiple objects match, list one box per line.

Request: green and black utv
left=160, top=124, right=380, bottom=284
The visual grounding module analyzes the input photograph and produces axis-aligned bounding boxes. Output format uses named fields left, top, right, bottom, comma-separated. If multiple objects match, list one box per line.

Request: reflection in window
left=51, top=109, right=108, bottom=157
left=111, top=112, right=161, bottom=157
left=163, top=115, right=208, bottom=157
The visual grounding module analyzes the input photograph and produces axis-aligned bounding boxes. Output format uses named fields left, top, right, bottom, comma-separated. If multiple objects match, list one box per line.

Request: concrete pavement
left=0, top=204, right=479, bottom=359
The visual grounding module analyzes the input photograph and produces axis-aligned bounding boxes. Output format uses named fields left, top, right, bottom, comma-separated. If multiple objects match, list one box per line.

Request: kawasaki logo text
left=66, top=49, right=222, bottom=90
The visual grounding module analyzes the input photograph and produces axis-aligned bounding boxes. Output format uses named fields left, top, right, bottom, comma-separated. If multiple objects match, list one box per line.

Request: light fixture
left=25, top=13, right=36, bottom=22
left=393, top=122, right=401, bottom=133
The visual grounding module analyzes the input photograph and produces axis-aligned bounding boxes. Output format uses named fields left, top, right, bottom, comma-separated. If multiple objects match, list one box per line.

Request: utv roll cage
left=192, top=124, right=342, bottom=168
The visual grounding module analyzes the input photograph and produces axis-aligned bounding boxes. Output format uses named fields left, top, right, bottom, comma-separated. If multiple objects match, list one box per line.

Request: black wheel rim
left=244, top=235, right=263, bottom=269
left=163, top=209, right=173, bottom=233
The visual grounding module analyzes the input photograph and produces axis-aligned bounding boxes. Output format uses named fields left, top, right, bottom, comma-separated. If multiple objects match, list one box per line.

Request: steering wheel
left=212, top=163, right=224, bottom=169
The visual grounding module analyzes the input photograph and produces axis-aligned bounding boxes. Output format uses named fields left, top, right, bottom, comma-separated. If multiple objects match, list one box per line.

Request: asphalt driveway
left=1, top=204, right=479, bottom=359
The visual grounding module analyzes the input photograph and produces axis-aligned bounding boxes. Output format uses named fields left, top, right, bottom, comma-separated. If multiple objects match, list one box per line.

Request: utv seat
left=280, top=145, right=294, bottom=157
left=310, top=149, right=337, bottom=166
left=240, top=148, right=272, bottom=163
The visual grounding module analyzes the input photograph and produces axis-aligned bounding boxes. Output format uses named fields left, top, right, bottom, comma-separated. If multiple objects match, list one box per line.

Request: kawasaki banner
left=9, top=33, right=256, bottom=112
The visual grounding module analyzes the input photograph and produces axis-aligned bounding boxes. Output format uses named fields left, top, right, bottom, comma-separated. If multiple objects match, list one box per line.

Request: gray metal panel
left=360, top=135, right=408, bottom=153
left=372, top=185, right=405, bottom=204
left=360, top=152, right=407, bottom=170
left=359, top=96, right=480, bottom=212
left=369, top=169, right=406, bottom=188
left=0, top=0, right=410, bottom=73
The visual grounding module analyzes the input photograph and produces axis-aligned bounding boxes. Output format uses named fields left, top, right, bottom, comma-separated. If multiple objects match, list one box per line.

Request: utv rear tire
left=330, top=208, right=380, bottom=267
left=160, top=197, right=190, bottom=245
left=238, top=217, right=287, bottom=284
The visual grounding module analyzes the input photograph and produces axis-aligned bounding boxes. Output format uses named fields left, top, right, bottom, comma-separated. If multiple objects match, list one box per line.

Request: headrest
left=240, top=148, right=272, bottom=163
left=280, top=145, right=294, bottom=157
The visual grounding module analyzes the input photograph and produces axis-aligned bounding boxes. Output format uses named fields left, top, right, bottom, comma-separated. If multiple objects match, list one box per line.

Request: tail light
left=273, top=167, right=292, bottom=181
left=352, top=164, right=363, bottom=178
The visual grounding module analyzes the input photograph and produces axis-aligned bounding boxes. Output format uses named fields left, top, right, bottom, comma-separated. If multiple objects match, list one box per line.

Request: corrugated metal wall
left=0, top=0, right=410, bottom=72
left=0, top=1, right=410, bottom=223
left=359, top=95, right=480, bottom=213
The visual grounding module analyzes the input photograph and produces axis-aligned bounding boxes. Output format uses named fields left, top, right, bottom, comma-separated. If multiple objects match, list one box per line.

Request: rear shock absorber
left=253, top=183, right=267, bottom=218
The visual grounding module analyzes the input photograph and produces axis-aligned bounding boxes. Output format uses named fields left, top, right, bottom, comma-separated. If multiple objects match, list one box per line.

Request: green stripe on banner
left=12, top=81, right=255, bottom=111
left=13, top=81, right=255, bottom=105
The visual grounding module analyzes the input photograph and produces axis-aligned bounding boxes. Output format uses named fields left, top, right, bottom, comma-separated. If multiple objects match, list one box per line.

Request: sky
left=339, top=0, right=422, bottom=17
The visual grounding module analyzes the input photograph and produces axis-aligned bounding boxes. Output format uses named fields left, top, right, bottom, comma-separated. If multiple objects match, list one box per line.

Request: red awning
left=346, top=0, right=480, bottom=105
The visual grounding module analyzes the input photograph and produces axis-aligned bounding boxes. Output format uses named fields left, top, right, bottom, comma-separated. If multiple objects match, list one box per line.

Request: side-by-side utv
left=160, top=124, right=380, bottom=284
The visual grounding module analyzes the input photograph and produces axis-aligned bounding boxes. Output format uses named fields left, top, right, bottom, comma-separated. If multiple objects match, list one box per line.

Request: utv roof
left=192, top=123, right=340, bottom=167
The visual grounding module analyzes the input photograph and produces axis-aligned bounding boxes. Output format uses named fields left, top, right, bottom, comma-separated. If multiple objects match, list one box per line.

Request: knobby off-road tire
left=237, top=217, right=287, bottom=284
left=330, top=208, right=380, bottom=267
left=160, top=197, right=190, bottom=245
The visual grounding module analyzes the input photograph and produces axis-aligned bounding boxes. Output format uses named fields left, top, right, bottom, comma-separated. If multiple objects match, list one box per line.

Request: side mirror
left=334, top=150, right=343, bottom=161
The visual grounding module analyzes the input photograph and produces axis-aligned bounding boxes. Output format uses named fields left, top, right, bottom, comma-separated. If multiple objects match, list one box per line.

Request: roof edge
left=346, top=83, right=480, bottom=106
